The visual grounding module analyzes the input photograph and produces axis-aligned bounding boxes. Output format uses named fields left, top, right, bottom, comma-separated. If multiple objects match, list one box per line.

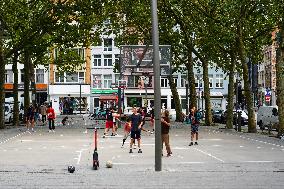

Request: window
left=55, top=72, right=64, bottom=83
left=115, top=54, right=120, bottom=64
left=104, top=38, right=112, bottom=51
left=5, top=70, right=8, bottom=83
left=66, top=72, right=78, bottom=83
left=93, top=75, right=102, bottom=88
left=181, top=75, right=187, bottom=88
left=128, top=76, right=140, bottom=88
left=21, top=69, right=24, bottom=83
left=93, top=55, right=102, bottom=67
left=209, top=74, right=213, bottom=88
left=55, top=48, right=85, bottom=61
left=195, top=75, right=203, bottom=88
left=173, top=77, right=178, bottom=87
left=103, top=75, right=112, bottom=88
left=104, top=54, right=112, bottom=67
left=79, top=72, right=85, bottom=83
left=215, top=74, right=224, bottom=88
left=161, top=77, right=168, bottom=88
left=36, top=69, right=44, bottom=83
left=115, top=74, right=120, bottom=83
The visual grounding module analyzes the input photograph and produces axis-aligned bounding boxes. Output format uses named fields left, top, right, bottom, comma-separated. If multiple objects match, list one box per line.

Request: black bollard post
left=237, top=111, right=242, bottom=132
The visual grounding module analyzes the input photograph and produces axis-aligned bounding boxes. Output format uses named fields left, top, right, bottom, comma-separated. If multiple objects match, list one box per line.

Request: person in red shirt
left=46, top=105, right=56, bottom=132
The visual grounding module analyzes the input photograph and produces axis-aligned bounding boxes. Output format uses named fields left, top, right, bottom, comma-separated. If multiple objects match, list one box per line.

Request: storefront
left=90, top=89, right=118, bottom=113
left=49, top=84, right=90, bottom=114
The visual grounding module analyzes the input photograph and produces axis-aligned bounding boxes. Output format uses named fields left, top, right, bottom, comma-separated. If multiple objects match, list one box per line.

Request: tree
left=0, top=0, right=106, bottom=126
left=0, top=19, right=5, bottom=129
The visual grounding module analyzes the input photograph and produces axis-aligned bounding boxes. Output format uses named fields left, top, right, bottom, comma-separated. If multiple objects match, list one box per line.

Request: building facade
left=4, top=63, right=48, bottom=105
left=48, top=47, right=92, bottom=114
left=258, top=30, right=277, bottom=106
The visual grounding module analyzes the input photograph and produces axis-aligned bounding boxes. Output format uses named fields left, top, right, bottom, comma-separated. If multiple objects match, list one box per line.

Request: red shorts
left=105, top=121, right=113, bottom=129
left=124, top=126, right=131, bottom=133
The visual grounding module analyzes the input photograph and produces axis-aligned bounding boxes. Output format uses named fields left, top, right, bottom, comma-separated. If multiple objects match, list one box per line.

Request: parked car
left=212, top=109, right=224, bottom=123
left=257, top=106, right=278, bottom=131
left=222, top=109, right=248, bottom=126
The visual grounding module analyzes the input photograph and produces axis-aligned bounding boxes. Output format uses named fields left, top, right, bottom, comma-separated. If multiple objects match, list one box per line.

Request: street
left=0, top=117, right=284, bottom=189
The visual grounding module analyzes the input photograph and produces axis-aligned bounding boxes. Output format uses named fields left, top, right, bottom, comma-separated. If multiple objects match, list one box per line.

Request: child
left=121, top=118, right=131, bottom=148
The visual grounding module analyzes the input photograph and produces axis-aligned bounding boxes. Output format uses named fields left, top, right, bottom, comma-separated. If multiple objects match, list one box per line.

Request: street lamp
left=79, top=79, right=84, bottom=115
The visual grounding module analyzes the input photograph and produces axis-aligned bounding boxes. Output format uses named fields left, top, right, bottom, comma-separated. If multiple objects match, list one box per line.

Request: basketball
left=106, top=160, right=113, bottom=168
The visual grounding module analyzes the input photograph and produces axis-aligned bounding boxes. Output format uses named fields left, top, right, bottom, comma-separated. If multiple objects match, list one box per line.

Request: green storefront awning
left=92, top=89, right=118, bottom=94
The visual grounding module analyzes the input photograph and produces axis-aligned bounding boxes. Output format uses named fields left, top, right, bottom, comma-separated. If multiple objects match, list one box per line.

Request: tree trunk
left=186, top=48, right=197, bottom=109
left=202, top=58, right=212, bottom=126
left=237, top=25, right=256, bottom=133
left=0, top=24, right=5, bottom=129
left=276, top=28, right=284, bottom=137
left=30, top=62, right=36, bottom=106
left=24, top=51, right=31, bottom=119
left=226, top=51, right=236, bottom=129
left=12, top=52, right=19, bottom=126
left=167, top=75, right=183, bottom=122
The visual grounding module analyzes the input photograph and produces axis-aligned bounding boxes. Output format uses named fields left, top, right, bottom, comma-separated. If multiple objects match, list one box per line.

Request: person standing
left=26, top=105, right=35, bottom=132
left=129, top=107, right=143, bottom=153
left=47, top=105, right=56, bottom=132
left=40, top=104, right=47, bottom=124
left=161, top=110, right=172, bottom=157
left=189, top=107, right=201, bottom=146
left=103, top=108, right=115, bottom=138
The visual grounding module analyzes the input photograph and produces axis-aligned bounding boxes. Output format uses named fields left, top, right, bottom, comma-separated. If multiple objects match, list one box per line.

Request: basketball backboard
left=120, top=45, right=171, bottom=76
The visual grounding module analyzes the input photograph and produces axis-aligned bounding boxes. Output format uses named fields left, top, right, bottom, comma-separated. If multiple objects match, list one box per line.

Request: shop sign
left=92, top=89, right=118, bottom=94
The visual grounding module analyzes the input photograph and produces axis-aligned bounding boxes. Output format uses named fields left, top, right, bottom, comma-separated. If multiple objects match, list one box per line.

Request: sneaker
left=167, top=153, right=171, bottom=157
left=189, top=142, right=193, bottom=146
left=48, top=130, right=52, bottom=133
left=32, top=130, right=36, bottom=133
left=111, top=133, right=114, bottom=136
left=150, top=131, right=154, bottom=134
left=129, top=149, right=133, bottom=153
left=52, top=130, right=55, bottom=133
left=138, top=149, right=142, bottom=153
left=194, top=142, right=198, bottom=145
left=121, top=145, right=124, bottom=148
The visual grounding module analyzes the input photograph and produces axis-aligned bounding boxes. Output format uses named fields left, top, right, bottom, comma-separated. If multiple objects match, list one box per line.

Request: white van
left=257, top=106, right=278, bottom=130
left=4, top=101, right=25, bottom=123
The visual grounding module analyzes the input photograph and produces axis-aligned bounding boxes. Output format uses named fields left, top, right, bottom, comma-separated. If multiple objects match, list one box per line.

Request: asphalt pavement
left=0, top=116, right=284, bottom=189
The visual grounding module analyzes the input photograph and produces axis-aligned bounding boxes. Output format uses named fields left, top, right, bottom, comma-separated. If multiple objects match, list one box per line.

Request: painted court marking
left=193, top=148, right=225, bottom=163
left=0, top=131, right=28, bottom=145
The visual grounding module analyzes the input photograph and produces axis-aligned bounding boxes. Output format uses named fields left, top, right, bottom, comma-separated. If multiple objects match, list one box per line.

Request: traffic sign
left=265, top=96, right=271, bottom=102
left=265, top=90, right=271, bottom=96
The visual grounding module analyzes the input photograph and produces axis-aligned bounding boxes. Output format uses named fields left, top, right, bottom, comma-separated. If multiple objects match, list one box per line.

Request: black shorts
left=191, top=125, right=199, bottom=133
left=131, top=130, right=141, bottom=139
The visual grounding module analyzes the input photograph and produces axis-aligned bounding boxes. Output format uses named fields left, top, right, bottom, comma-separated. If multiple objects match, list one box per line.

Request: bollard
left=237, top=111, right=242, bottom=132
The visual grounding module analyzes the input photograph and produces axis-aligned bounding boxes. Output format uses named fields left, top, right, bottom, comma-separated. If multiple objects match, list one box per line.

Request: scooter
left=93, top=127, right=99, bottom=170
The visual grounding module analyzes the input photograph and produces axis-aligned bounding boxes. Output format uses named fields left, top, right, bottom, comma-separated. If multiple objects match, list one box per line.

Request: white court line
left=244, top=161, right=273, bottom=163
left=178, top=162, right=205, bottom=164
left=75, top=149, right=88, bottom=165
left=193, top=148, right=224, bottom=163
left=76, top=151, right=82, bottom=165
